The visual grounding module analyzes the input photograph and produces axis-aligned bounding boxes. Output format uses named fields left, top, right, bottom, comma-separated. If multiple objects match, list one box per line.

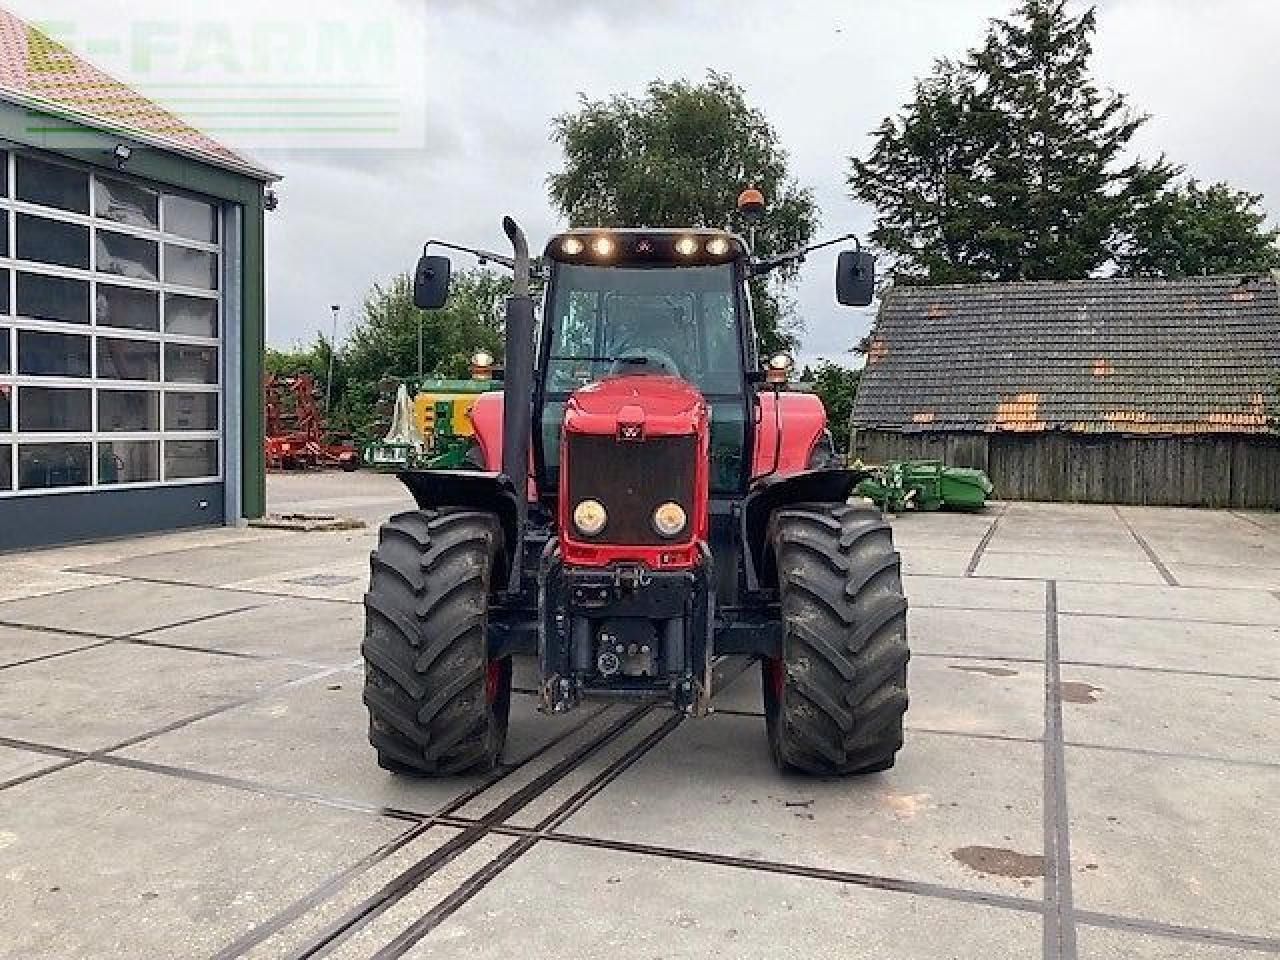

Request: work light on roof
left=560, top=236, right=585, bottom=256
left=674, top=235, right=699, bottom=257
left=705, top=236, right=731, bottom=257
left=591, top=235, right=616, bottom=258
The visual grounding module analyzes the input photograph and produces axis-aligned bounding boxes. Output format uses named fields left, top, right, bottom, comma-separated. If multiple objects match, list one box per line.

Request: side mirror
left=836, top=250, right=875, bottom=307
left=413, top=254, right=451, bottom=309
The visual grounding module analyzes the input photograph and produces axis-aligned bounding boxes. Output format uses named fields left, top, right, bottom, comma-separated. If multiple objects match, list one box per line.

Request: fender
left=396, top=469, right=522, bottom=583
left=752, top=390, right=828, bottom=477
left=739, top=467, right=871, bottom=592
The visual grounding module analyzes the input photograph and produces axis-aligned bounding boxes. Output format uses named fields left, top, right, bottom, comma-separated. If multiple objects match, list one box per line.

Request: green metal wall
left=0, top=101, right=270, bottom=518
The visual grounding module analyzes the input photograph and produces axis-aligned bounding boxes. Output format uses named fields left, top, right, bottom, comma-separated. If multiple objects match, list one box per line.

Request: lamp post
left=326, top=304, right=340, bottom=415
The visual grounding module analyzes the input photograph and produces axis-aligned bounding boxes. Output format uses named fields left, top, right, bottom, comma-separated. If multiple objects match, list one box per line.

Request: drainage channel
left=216, top=656, right=754, bottom=960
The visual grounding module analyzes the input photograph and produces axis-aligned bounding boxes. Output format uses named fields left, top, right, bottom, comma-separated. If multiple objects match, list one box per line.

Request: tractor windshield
left=540, top=262, right=750, bottom=494
left=545, top=264, right=743, bottom=396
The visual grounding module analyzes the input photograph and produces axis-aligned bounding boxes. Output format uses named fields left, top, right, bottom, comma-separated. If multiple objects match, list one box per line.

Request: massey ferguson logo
left=618, top=423, right=644, bottom=442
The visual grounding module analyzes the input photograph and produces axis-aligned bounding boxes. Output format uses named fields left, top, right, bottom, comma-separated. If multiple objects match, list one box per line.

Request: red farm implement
left=263, top=374, right=359, bottom=471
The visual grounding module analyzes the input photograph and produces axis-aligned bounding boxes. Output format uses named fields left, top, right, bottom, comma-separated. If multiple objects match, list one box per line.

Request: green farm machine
left=856, top=460, right=994, bottom=512
left=363, top=355, right=502, bottom=470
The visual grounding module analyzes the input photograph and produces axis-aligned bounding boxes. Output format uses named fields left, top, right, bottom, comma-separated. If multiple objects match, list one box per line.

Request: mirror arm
left=423, top=239, right=516, bottom=271
left=750, top=233, right=861, bottom=277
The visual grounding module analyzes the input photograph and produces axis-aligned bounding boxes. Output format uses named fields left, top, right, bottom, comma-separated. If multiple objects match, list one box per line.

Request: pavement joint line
left=911, top=570, right=1280, bottom=592
left=371, top=712, right=689, bottom=958
left=474, top=821, right=1051, bottom=917
left=120, top=636, right=342, bottom=671
left=266, top=656, right=754, bottom=960
left=917, top=605, right=1280, bottom=629
left=1112, top=506, right=1179, bottom=586
left=0, top=618, right=115, bottom=641
left=1229, top=510, right=1273, bottom=533
left=918, top=650, right=1280, bottom=684
left=0, top=663, right=351, bottom=794
left=98, top=572, right=364, bottom=606
left=1061, top=739, right=1280, bottom=771
left=1074, top=909, right=1280, bottom=954
left=1042, top=580, right=1078, bottom=960
left=1057, top=659, right=1280, bottom=684
left=272, top=703, right=659, bottom=960
left=122, top=603, right=270, bottom=639
left=0, top=602, right=263, bottom=647
left=200, top=704, right=615, bottom=960
left=0, top=639, right=114, bottom=671
left=964, top=503, right=1007, bottom=576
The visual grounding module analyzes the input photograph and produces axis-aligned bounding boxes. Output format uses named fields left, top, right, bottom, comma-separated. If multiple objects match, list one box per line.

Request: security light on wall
left=112, top=143, right=132, bottom=168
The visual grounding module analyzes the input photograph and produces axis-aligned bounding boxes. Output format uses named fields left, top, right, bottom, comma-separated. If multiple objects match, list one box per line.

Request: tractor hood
left=564, top=375, right=707, bottom=438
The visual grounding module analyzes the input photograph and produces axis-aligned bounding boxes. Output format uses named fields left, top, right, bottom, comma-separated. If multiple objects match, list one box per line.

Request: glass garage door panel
left=17, top=387, right=91, bottom=432
left=17, top=273, right=90, bottom=324
left=3, top=153, right=224, bottom=505
left=97, top=285, right=160, bottom=332
left=165, top=392, right=217, bottom=431
left=99, top=440, right=160, bottom=484
left=18, top=442, right=92, bottom=490
left=19, top=331, right=90, bottom=377
left=99, top=390, right=159, bottom=432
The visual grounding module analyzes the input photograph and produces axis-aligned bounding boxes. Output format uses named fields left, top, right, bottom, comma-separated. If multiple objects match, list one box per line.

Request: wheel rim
left=485, top=660, right=503, bottom=706
left=765, top=656, right=786, bottom=700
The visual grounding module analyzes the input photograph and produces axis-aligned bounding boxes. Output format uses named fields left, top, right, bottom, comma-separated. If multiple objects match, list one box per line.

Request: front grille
left=565, top=433, right=697, bottom=545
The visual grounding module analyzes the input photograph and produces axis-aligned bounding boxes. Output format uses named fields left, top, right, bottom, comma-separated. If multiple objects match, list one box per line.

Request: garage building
left=0, top=12, right=277, bottom=549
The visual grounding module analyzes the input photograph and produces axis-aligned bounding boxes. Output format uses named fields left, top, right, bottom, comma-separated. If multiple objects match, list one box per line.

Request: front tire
left=763, top=503, right=909, bottom=775
left=362, top=509, right=511, bottom=776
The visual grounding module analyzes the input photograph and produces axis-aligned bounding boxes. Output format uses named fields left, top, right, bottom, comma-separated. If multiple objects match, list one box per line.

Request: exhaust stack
left=500, top=217, right=535, bottom=550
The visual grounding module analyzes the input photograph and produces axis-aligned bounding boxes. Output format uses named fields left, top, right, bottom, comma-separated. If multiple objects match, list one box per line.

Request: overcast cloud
left=20, top=0, right=1280, bottom=368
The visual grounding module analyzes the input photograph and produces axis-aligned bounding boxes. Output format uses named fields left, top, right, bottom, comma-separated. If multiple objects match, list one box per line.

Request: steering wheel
left=608, top=347, right=682, bottom=378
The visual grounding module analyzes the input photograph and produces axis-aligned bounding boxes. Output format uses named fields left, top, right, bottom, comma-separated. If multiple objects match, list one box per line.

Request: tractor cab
left=537, top=228, right=755, bottom=499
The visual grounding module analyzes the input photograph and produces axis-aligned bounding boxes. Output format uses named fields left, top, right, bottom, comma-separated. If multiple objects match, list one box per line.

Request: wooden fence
left=851, top=429, right=1280, bottom=508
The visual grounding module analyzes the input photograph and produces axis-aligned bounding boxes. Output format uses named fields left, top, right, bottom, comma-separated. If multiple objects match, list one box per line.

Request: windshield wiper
left=548, top=355, right=649, bottom=364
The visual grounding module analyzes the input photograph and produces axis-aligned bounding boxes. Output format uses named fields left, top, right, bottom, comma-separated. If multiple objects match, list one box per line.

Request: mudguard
left=740, top=467, right=870, bottom=592
left=396, top=469, right=522, bottom=573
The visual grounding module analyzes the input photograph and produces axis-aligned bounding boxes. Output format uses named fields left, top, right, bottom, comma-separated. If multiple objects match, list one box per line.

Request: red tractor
left=362, top=211, right=909, bottom=777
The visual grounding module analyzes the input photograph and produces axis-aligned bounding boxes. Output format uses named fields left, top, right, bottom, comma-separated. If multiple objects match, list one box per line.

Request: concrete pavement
left=0, top=473, right=1277, bottom=958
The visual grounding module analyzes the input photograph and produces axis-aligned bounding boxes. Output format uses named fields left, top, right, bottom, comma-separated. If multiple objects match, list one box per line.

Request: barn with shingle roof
left=850, top=274, right=1280, bottom=507
left=0, top=10, right=279, bottom=548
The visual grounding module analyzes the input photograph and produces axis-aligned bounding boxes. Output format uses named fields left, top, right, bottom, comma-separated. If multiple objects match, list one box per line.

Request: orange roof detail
left=0, top=10, right=275, bottom=180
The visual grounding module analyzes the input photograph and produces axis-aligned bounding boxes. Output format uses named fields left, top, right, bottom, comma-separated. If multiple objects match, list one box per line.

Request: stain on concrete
left=949, top=664, right=1019, bottom=678
left=1060, top=681, right=1103, bottom=704
left=951, top=845, right=1046, bottom=878
left=883, top=792, right=932, bottom=819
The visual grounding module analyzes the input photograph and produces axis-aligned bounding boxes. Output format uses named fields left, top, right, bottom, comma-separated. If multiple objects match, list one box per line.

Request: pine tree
left=973, top=0, right=1173, bottom=280
left=851, top=1, right=1177, bottom=284
left=850, top=60, right=999, bottom=284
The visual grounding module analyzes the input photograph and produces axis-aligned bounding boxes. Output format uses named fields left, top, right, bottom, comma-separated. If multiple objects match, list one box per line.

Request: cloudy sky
left=23, top=0, right=1280, bottom=368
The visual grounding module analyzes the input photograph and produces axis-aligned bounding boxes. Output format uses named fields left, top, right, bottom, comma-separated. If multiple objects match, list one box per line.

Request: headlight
left=573, top=499, right=607, bottom=536
left=674, top=235, right=698, bottom=257
left=651, top=501, right=688, bottom=538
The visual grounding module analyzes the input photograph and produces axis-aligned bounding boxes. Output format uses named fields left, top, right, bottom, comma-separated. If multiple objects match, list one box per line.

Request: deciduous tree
left=549, top=72, right=819, bottom=354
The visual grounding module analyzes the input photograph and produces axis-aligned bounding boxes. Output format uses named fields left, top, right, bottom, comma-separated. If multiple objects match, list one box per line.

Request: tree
left=334, top=269, right=508, bottom=439
left=849, top=60, right=999, bottom=285
left=851, top=0, right=1175, bottom=284
left=801, top=362, right=861, bottom=454
left=1119, top=180, right=1280, bottom=278
left=548, top=72, right=819, bottom=354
